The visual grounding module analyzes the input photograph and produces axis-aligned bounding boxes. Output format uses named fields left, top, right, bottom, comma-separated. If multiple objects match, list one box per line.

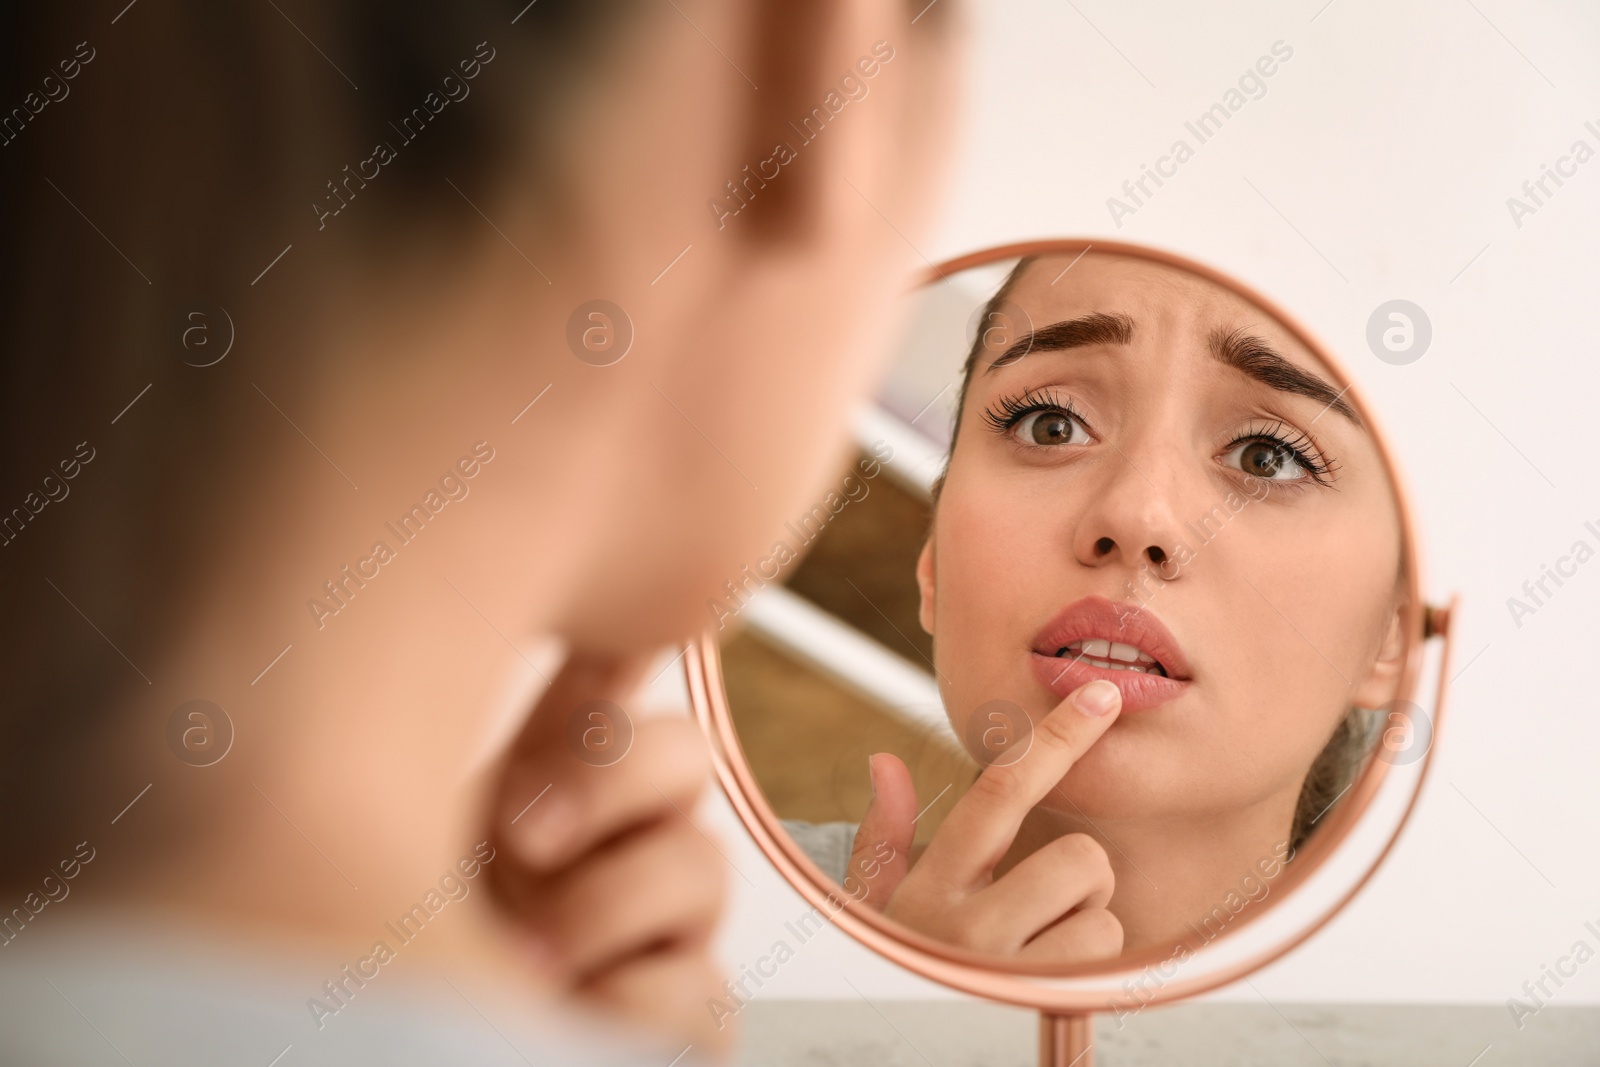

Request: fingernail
left=1075, top=679, right=1121, bottom=717
left=868, top=754, right=880, bottom=800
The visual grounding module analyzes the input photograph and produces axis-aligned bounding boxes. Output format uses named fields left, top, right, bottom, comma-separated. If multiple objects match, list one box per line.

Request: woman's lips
left=1029, top=650, right=1191, bottom=712
left=1029, top=595, right=1194, bottom=712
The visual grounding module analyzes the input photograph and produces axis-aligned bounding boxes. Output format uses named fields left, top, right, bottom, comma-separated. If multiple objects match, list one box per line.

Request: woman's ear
left=1352, top=604, right=1406, bottom=709
left=916, top=535, right=936, bottom=635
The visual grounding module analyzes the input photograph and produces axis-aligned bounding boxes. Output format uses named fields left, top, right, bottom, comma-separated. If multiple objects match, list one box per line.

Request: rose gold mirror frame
left=684, top=239, right=1457, bottom=1066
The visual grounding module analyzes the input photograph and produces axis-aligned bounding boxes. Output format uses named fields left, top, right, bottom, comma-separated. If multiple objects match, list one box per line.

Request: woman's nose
left=1089, top=535, right=1172, bottom=569
left=1072, top=462, right=1185, bottom=578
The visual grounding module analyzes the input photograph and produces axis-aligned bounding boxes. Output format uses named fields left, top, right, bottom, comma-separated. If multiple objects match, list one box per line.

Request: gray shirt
left=0, top=926, right=705, bottom=1067
left=779, top=820, right=858, bottom=887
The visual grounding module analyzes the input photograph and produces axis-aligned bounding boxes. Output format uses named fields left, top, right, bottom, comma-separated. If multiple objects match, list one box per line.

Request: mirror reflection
left=719, top=247, right=1410, bottom=966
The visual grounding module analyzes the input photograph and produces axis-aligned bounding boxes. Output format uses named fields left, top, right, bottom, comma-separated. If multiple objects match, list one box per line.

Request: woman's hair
left=932, top=254, right=1378, bottom=852
left=1289, top=708, right=1376, bottom=852
left=0, top=2, right=634, bottom=868
left=929, top=254, right=1039, bottom=501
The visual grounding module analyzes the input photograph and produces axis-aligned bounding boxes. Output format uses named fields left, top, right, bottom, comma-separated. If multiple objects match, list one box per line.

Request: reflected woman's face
left=918, top=254, right=1405, bottom=831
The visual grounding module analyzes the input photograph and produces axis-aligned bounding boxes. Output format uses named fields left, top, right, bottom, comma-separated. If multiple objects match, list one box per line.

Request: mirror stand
left=1040, top=1011, right=1094, bottom=1066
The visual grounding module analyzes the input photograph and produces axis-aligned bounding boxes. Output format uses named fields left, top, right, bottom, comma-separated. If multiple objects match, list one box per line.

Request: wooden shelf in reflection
left=720, top=446, right=976, bottom=848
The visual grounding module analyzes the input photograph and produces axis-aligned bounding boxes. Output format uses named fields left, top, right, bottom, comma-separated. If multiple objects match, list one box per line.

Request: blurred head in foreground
left=0, top=0, right=958, bottom=1053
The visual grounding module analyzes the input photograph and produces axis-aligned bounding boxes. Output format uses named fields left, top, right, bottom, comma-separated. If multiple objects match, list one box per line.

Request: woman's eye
left=1014, top=409, right=1086, bottom=447
left=1225, top=438, right=1308, bottom=481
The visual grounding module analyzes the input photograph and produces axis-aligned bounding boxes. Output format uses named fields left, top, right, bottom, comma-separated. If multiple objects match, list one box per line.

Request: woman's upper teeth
left=1059, top=639, right=1151, bottom=663
left=1054, top=639, right=1166, bottom=675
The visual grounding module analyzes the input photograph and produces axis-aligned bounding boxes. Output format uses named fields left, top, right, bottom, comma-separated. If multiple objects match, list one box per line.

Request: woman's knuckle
left=1077, top=907, right=1124, bottom=954
left=1037, top=709, right=1082, bottom=749
left=970, top=766, right=1024, bottom=806
left=1055, top=832, right=1106, bottom=869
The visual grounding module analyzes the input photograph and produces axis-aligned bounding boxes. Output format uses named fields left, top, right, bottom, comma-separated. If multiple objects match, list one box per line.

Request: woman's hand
left=845, top=679, right=1125, bottom=963
left=486, top=649, right=730, bottom=1055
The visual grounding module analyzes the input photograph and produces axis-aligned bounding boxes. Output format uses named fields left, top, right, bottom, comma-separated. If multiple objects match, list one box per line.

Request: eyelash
left=1224, top=420, right=1338, bottom=487
left=980, top=390, right=1339, bottom=487
left=980, top=387, right=1091, bottom=438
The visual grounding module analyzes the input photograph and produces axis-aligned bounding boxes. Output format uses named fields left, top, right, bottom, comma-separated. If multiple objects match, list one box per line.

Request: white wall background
left=689, top=0, right=1600, bottom=1010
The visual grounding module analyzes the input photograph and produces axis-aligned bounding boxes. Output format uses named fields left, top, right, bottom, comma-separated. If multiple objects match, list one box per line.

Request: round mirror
left=686, top=239, right=1456, bottom=1046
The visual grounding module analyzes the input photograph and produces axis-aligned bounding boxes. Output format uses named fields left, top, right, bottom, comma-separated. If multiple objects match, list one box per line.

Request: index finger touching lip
left=918, top=679, right=1122, bottom=887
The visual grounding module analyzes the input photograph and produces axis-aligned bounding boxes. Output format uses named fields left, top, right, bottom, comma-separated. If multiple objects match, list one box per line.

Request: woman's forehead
left=1003, top=252, right=1319, bottom=364
left=1014, top=253, right=1240, bottom=316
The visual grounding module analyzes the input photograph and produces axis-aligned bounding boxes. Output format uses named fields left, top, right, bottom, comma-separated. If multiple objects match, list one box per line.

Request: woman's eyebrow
left=1209, top=327, right=1359, bottom=424
left=981, top=313, right=1361, bottom=426
left=982, top=312, right=1134, bottom=372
